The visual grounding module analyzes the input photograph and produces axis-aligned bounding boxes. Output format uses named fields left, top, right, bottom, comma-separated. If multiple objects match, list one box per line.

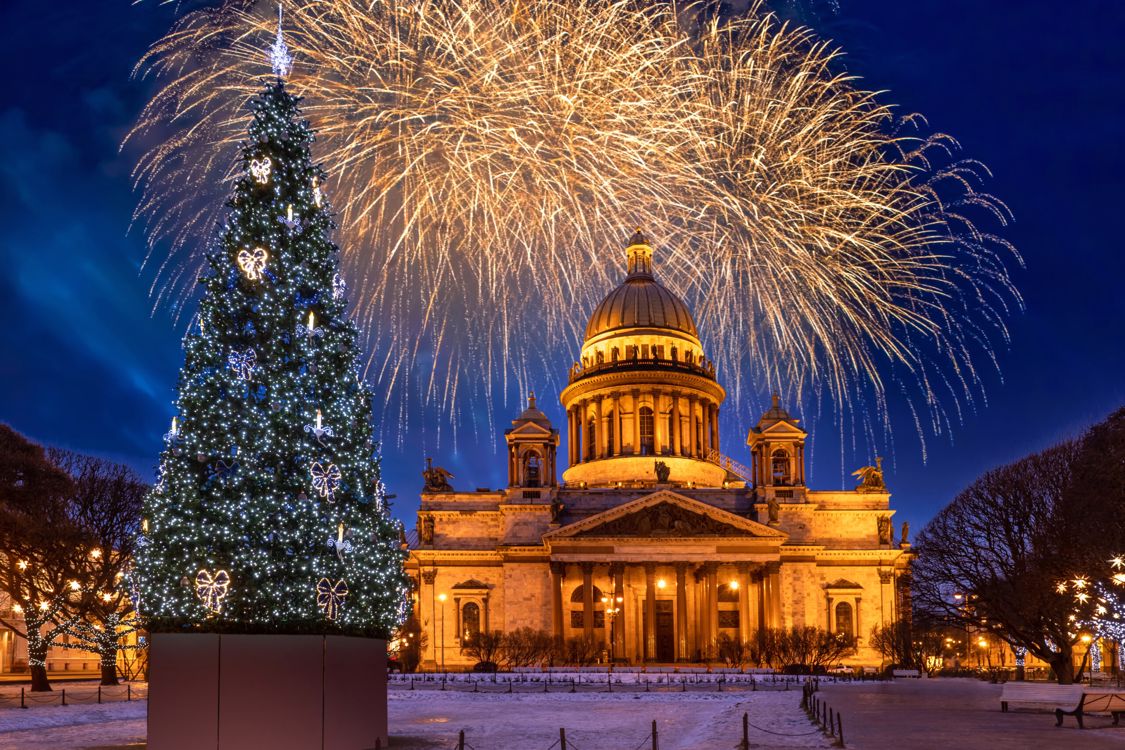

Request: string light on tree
left=195, top=569, right=231, bottom=614
left=237, top=247, right=269, bottom=280
left=135, top=29, right=408, bottom=637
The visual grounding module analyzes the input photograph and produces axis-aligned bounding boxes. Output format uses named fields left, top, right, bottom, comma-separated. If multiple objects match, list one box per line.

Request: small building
left=408, top=232, right=912, bottom=668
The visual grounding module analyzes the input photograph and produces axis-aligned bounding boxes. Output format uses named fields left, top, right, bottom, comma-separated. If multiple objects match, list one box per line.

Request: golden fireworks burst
left=129, top=0, right=1020, bottom=452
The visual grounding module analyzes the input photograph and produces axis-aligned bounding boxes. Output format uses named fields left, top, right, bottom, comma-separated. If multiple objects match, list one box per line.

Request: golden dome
left=584, top=231, right=698, bottom=341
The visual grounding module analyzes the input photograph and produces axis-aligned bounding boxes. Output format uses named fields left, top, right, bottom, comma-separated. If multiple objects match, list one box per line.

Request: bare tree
left=460, top=630, right=504, bottom=670
left=0, top=426, right=85, bottom=691
left=913, top=408, right=1125, bottom=684
left=869, top=614, right=947, bottom=674
left=48, top=450, right=146, bottom=685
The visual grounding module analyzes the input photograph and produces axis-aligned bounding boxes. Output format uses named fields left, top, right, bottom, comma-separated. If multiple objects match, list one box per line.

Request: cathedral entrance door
left=655, top=600, right=675, bottom=662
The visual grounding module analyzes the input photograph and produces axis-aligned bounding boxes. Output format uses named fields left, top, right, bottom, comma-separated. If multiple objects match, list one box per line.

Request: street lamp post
left=601, top=595, right=623, bottom=664
left=437, top=593, right=447, bottom=673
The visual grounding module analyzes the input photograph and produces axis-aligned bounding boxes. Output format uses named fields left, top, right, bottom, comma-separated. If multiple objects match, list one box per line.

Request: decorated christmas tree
left=136, top=21, right=408, bottom=638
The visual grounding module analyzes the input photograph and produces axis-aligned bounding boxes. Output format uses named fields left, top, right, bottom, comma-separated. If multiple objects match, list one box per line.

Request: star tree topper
left=269, top=3, right=293, bottom=79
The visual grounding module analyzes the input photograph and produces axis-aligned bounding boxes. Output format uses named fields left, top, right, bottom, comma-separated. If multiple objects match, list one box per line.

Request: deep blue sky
left=0, top=1, right=1121, bottom=534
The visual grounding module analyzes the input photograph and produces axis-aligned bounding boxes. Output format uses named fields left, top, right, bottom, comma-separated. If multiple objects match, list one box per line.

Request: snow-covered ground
left=0, top=681, right=829, bottom=749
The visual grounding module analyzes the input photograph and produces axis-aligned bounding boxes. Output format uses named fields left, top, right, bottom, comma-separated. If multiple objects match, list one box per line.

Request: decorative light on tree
left=134, top=32, right=409, bottom=637
left=1059, top=556, right=1125, bottom=642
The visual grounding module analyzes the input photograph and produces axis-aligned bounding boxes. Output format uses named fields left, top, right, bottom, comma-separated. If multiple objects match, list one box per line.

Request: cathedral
left=407, top=231, right=912, bottom=668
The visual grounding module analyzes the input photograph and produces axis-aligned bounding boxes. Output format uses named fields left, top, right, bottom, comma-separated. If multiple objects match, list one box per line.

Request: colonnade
left=549, top=560, right=782, bottom=663
left=565, top=391, right=721, bottom=465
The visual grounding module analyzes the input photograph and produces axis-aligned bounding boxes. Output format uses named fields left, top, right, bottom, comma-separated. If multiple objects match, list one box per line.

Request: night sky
left=1, top=1, right=1121, bottom=535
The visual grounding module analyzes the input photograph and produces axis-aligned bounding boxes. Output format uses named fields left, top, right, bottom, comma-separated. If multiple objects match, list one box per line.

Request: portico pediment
left=545, top=491, right=786, bottom=541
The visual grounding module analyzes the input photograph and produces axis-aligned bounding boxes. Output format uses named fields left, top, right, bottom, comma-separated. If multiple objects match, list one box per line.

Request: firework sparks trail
left=128, top=0, right=1020, bottom=457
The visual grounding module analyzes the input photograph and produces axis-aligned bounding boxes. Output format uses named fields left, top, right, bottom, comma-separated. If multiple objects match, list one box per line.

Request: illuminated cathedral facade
left=408, top=232, right=912, bottom=668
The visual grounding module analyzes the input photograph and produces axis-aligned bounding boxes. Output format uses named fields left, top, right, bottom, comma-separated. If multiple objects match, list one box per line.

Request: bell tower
left=746, top=394, right=808, bottom=488
left=505, top=392, right=559, bottom=488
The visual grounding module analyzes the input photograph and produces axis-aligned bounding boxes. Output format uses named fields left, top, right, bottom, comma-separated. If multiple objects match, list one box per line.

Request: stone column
left=675, top=563, right=688, bottom=661
left=421, top=569, right=437, bottom=667
left=550, top=562, right=565, bottom=642
left=612, top=392, right=623, bottom=456
left=594, top=396, right=604, bottom=459
left=684, top=395, right=693, bottom=454
left=631, top=388, right=641, bottom=455
left=711, top=404, right=720, bottom=455
left=706, top=564, right=719, bottom=659
left=671, top=392, right=681, bottom=456
left=567, top=407, right=576, bottom=465
left=453, top=596, right=462, bottom=644
left=653, top=389, right=664, bottom=455
left=766, top=562, right=782, bottom=629
left=582, top=563, right=595, bottom=639
left=755, top=570, right=766, bottom=633
left=737, top=564, right=751, bottom=645
left=613, top=564, right=626, bottom=662
left=644, top=564, right=657, bottom=661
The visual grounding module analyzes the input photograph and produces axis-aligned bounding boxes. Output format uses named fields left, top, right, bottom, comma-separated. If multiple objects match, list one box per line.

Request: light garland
left=316, top=578, right=348, bottom=620
left=136, top=65, right=409, bottom=637
left=249, top=157, right=272, bottom=185
left=195, top=569, right=231, bottom=614
left=310, top=462, right=342, bottom=502
left=237, top=247, right=269, bottom=280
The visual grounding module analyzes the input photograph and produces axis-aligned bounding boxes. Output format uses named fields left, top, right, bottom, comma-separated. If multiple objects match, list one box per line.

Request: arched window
left=462, top=602, right=481, bottom=642
left=835, top=602, right=854, bottom=640
left=524, top=452, right=541, bottom=487
left=586, top=417, right=597, bottom=461
left=569, top=584, right=605, bottom=628
left=668, top=413, right=676, bottom=453
left=771, top=449, right=791, bottom=485
left=639, top=407, right=655, bottom=455
left=605, top=412, right=615, bottom=457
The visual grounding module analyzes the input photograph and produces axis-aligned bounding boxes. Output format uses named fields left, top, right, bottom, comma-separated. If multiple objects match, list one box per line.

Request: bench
left=1000, top=682, right=1084, bottom=712
left=1055, top=691, right=1125, bottom=729
left=892, top=669, right=921, bottom=679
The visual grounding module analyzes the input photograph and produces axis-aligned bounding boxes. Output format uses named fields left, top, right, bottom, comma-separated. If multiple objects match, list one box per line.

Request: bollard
left=442, top=675, right=447, bottom=692
left=741, top=712, right=750, bottom=750
left=560, top=727, right=567, bottom=750
left=508, top=681, right=513, bottom=694
left=652, top=719, right=659, bottom=750
left=61, top=689, right=66, bottom=707
left=838, top=714, right=845, bottom=747
left=458, top=729, right=465, bottom=750
left=20, top=687, right=25, bottom=710
left=645, top=678, right=650, bottom=693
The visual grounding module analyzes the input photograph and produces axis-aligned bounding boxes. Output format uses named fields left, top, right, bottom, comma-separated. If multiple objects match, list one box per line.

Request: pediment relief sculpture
left=575, top=501, right=742, bottom=538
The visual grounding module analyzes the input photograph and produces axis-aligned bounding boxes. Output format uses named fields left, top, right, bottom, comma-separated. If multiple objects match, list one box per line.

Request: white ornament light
left=195, top=569, right=231, bottom=613
left=332, top=272, right=346, bottom=301
left=328, top=522, right=352, bottom=562
left=310, top=461, right=342, bottom=502
left=228, top=348, right=258, bottom=381
left=249, top=157, right=272, bottom=185
left=237, top=246, right=269, bottom=281
left=269, top=3, right=293, bottom=79
left=278, top=204, right=302, bottom=233
left=317, top=577, right=348, bottom=620
left=304, top=409, right=334, bottom=445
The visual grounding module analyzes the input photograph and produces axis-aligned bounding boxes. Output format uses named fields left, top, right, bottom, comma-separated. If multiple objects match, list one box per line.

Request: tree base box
left=148, top=633, right=387, bottom=750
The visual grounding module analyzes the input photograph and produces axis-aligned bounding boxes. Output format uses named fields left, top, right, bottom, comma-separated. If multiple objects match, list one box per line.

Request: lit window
left=639, top=407, right=654, bottom=455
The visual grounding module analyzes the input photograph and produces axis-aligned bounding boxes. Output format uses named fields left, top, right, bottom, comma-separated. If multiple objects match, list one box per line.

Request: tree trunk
left=100, top=661, right=119, bottom=686
left=28, top=641, right=51, bottom=692
left=1051, top=652, right=1076, bottom=685
left=99, top=639, right=119, bottom=686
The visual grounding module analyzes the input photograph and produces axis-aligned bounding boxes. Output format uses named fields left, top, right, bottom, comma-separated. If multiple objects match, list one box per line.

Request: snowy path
left=0, top=685, right=828, bottom=749
left=388, top=689, right=830, bottom=750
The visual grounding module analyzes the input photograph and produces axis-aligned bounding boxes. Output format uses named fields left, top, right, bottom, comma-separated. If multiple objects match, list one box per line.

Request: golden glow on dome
left=584, top=232, right=698, bottom=342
